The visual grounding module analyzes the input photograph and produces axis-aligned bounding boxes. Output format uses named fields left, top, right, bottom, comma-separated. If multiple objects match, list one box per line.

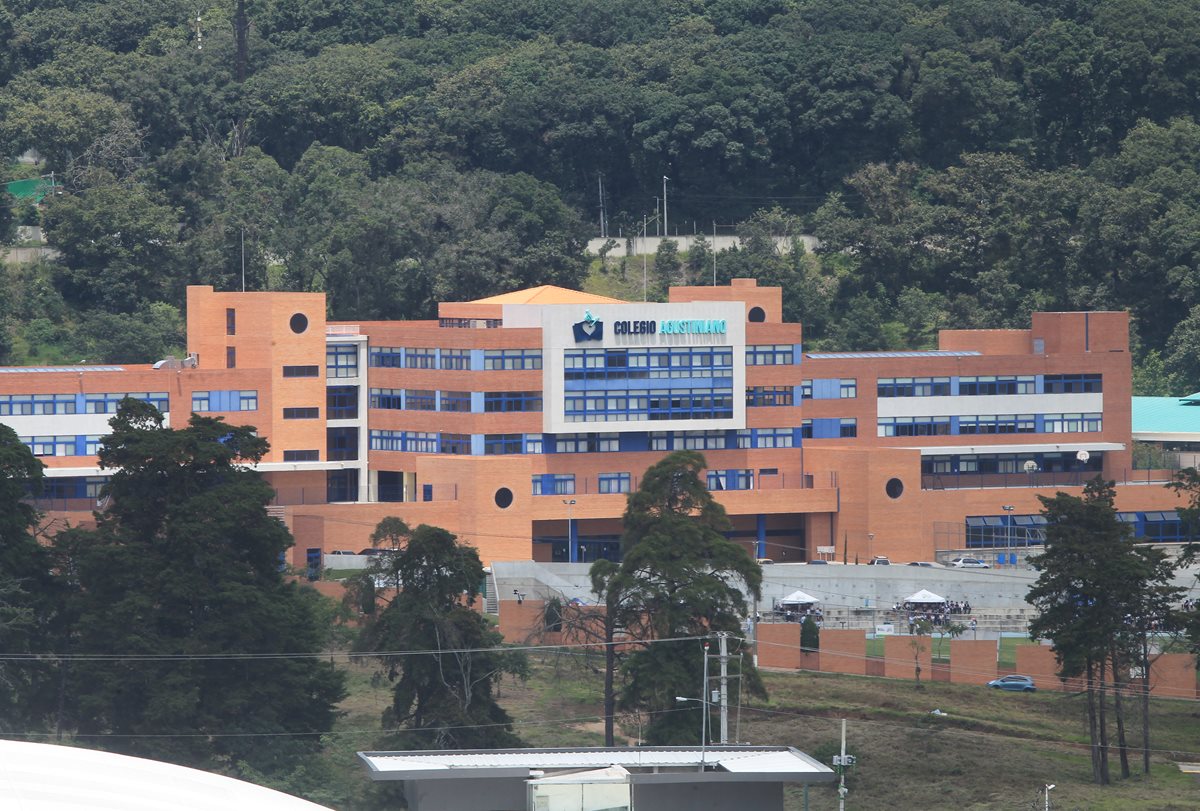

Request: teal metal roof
left=1132, top=396, right=1200, bottom=435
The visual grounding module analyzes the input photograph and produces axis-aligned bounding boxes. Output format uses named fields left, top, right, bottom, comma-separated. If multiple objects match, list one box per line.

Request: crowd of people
left=892, top=599, right=972, bottom=631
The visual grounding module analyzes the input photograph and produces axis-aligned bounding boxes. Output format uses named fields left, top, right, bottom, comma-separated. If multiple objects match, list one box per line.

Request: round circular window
left=494, top=487, right=514, bottom=509
left=748, top=306, right=766, bottom=322
left=289, top=313, right=309, bottom=334
left=885, top=478, right=904, bottom=499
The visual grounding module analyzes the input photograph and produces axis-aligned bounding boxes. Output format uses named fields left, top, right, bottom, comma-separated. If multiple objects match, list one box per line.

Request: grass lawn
left=309, top=647, right=1199, bottom=810
left=498, top=651, right=1200, bottom=811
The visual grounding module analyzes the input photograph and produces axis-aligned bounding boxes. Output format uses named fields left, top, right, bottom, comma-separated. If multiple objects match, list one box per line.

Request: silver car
left=950, top=557, right=990, bottom=569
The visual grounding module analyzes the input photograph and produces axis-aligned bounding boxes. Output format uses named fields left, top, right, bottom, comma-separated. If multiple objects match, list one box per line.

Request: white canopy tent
left=904, top=589, right=946, bottom=604
left=777, top=589, right=820, bottom=606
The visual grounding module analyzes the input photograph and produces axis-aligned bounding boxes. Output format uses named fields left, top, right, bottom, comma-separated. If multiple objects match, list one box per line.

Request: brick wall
left=885, top=635, right=931, bottom=682
left=949, top=639, right=998, bottom=685
left=819, top=629, right=866, bottom=676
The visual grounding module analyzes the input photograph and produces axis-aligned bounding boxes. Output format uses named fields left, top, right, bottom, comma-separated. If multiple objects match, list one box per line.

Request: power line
left=0, top=634, right=707, bottom=664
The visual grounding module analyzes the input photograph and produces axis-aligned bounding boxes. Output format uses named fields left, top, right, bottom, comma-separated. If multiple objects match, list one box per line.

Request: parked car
left=950, top=557, right=990, bottom=568
left=907, top=561, right=944, bottom=568
left=806, top=559, right=829, bottom=565
left=327, top=549, right=356, bottom=556
left=987, top=675, right=1037, bottom=692
left=866, top=555, right=891, bottom=565
left=756, top=558, right=775, bottom=565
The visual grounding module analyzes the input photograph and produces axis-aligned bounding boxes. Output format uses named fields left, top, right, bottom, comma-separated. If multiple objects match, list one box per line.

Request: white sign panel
left=506, top=302, right=747, bottom=435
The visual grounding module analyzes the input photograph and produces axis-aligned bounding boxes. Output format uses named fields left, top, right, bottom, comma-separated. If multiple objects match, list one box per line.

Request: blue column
left=568, top=517, right=579, bottom=563
left=756, top=514, right=767, bottom=559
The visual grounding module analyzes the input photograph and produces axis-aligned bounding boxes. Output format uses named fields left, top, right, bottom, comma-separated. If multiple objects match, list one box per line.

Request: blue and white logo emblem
left=572, top=309, right=604, bottom=342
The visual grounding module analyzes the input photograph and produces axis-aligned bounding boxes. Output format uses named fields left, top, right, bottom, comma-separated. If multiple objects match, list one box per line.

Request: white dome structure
left=0, top=739, right=336, bottom=811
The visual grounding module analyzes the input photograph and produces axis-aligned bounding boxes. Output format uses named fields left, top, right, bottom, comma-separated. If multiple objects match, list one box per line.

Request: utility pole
left=662, top=175, right=670, bottom=237
left=597, top=174, right=607, bottom=238
left=718, top=632, right=730, bottom=744
left=712, top=221, right=717, bottom=285
left=838, top=718, right=848, bottom=811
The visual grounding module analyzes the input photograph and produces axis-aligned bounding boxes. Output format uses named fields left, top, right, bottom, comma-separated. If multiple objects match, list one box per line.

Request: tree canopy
left=354, top=520, right=527, bottom=750
left=2, top=0, right=1200, bottom=382
left=44, top=401, right=346, bottom=777
left=599, top=450, right=763, bottom=745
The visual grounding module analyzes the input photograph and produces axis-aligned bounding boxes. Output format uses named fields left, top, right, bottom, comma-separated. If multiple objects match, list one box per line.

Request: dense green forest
left=2, top=0, right=1200, bottom=390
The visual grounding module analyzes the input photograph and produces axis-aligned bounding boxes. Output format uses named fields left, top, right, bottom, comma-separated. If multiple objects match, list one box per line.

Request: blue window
left=746, top=345, right=794, bottom=365
left=284, top=449, right=319, bottom=461
left=877, top=377, right=952, bottom=397
left=441, top=391, right=472, bottom=412
left=1043, top=413, right=1102, bottom=433
left=877, top=417, right=951, bottom=437
left=83, top=392, right=169, bottom=414
left=369, top=430, right=438, bottom=453
left=746, top=386, right=794, bottom=407
left=440, top=349, right=470, bottom=370
left=800, top=420, right=813, bottom=439
left=484, top=349, right=541, bottom=370
left=405, top=390, right=436, bottom=411
left=840, top=379, right=857, bottom=398
left=484, top=434, right=523, bottom=455
left=405, top=348, right=437, bottom=369
left=599, top=472, right=631, bottom=494
left=369, top=346, right=404, bottom=367
left=192, top=390, right=257, bottom=412
left=283, top=407, right=319, bottom=419
left=650, top=432, right=672, bottom=451
left=1043, top=374, right=1102, bottom=393
left=958, top=375, right=1035, bottom=395
left=326, top=427, right=358, bottom=461
left=369, top=388, right=403, bottom=409
left=555, top=433, right=619, bottom=453
left=525, top=434, right=544, bottom=453
left=682, top=430, right=727, bottom=450
left=326, top=344, right=358, bottom=378
left=41, top=475, right=108, bottom=499
left=958, top=414, right=1036, bottom=434
left=707, top=469, right=754, bottom=491
left=533, top=474, right=575, bottom=496
left=440, top=433, right=471, bottom=455
left=0, top=393, right=77, bottom=415
left=327, top=386, right=358, bottom=419
left=565, top=347, right=733, bottom=381
left=840, top=418, right=857, bottom=438
left=282, top=365, right=320, bottom=378
left=484, top=391, right=543, bottom=412
left=22, top=435, right=78, bottom=457
left=799, top=380, right=813, bottom=399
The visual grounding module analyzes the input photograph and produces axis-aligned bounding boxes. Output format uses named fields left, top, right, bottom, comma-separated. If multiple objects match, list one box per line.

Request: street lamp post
left=1044, top=783, right=1055, bottom=811
left=563, top=498, right=577, bottom=563
left=1002, top=505, right=1015, bottom=566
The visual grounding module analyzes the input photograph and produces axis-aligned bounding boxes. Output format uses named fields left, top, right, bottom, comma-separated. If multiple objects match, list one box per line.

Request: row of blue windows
left=565, top=388, right=734, bottom=422
left=879, top=413, right=1102, bottom=437
left=965, top=509, right=1194, bottom=547
left=0, top=392, right=168, bottom=415
left=877, top=374, right=1102, bottom=398
left=565, top=347, right=735, bottom=381
left=369, top=347, right=477, bottom=370
left=20, top=435, right=102, bottom=457
left=530, top=472, right=634, bottom=496
left=368, top=389, right=538, bottom=412
left=192, top=390, right=258, bottom=412
left=746, top=386, right=794, bottom=407
left=369, top=427, right=812, bottom=455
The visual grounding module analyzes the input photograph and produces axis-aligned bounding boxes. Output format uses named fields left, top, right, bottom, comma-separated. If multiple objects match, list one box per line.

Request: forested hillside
left=1, top=0, right=1199, bottom=389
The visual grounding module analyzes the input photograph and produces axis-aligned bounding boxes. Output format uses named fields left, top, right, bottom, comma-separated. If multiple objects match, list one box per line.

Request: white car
left=950, top=557, right=990, bottom=569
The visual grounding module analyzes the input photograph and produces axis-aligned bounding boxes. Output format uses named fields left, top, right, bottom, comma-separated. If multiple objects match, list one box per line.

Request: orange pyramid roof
left=469, top=285, right=627, bottom=305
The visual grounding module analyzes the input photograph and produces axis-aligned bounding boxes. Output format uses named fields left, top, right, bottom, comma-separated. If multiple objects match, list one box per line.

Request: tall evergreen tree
left=608, top=451, right=763, bottom=744
left=50, top=401, right=345, bottom=776
left=355, top=521, right=527, bottom=749
left=1026, top=477, right=1169, bottom=785
left=0, top=424, right=56, bottom=732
